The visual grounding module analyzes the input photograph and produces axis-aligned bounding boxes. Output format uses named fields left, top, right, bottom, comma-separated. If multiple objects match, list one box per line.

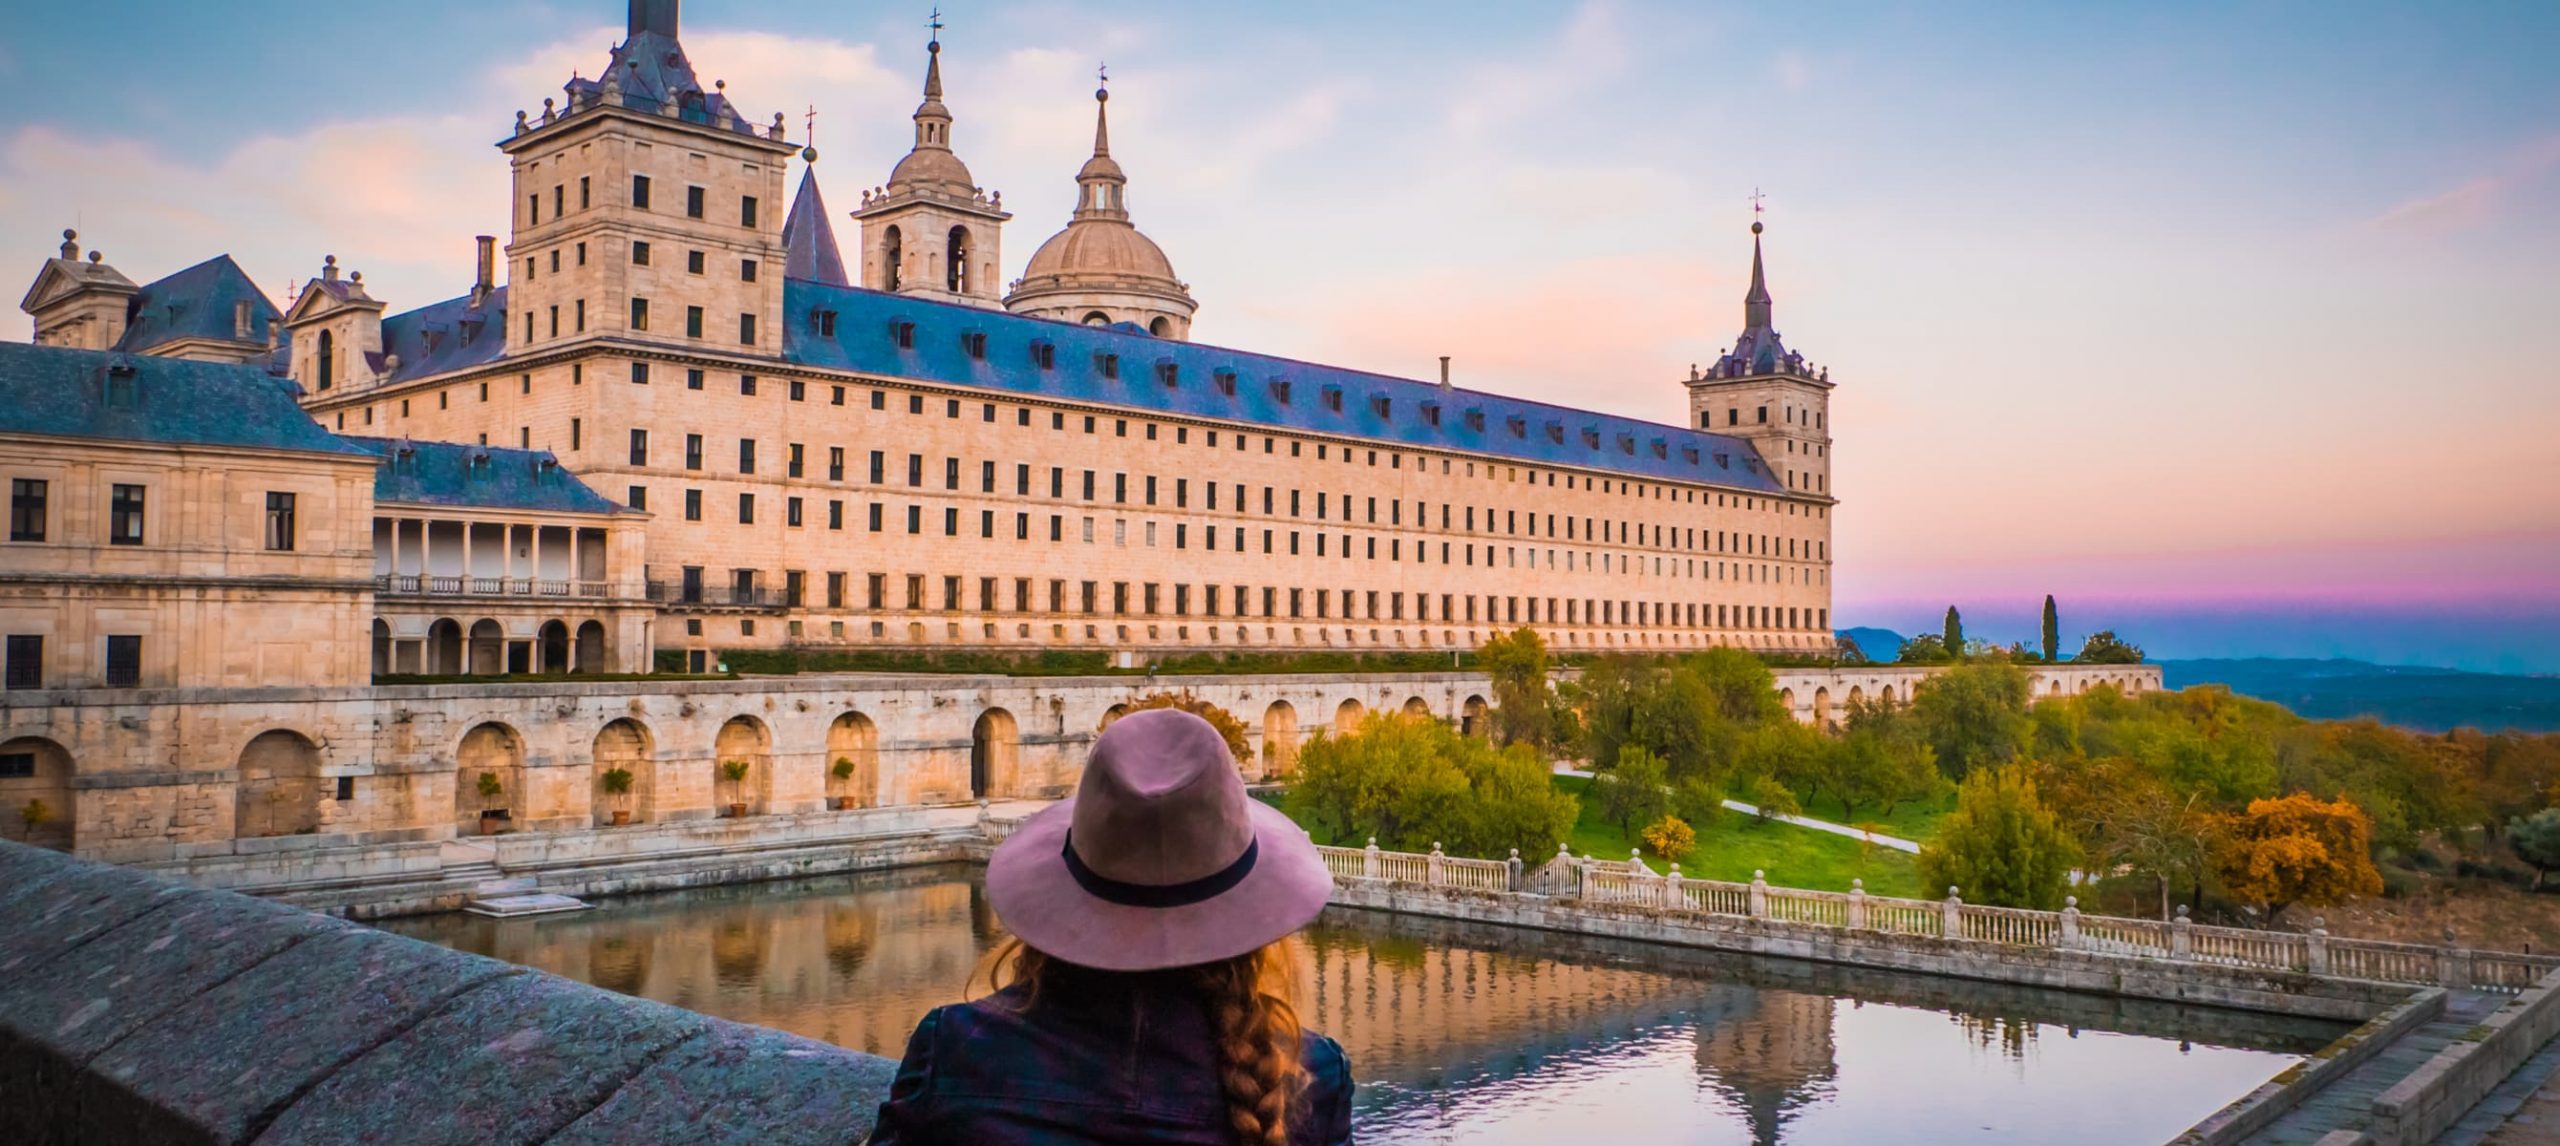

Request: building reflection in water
left=382, top=865, right=2335, bottom=1144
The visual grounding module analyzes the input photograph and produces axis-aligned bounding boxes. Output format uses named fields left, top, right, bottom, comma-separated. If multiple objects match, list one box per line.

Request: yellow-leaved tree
left=2212, top=793, right=2383, bottom=925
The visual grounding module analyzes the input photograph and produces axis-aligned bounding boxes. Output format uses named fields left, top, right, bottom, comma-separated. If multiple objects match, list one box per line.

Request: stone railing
left=0, top=840, right=893, bottom=1144
left=1320, top=842, right=2560, bottom=993
left=375, top=574, right=616, bottom=599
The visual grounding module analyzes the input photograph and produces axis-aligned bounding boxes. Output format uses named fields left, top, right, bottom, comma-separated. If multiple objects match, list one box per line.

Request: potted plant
left=475, top=771, right=507, bottom=835
left=19, top=798, right=52, bottom=843
left=600, top=767, right=634, bottom=826
left=719, top=759, right=752, bottom=818
left=829, top=756, right=857, bottom=810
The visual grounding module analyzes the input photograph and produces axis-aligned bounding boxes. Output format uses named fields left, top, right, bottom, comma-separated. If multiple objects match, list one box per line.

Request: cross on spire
left=1098, top=61, right=1109, bottom=89
left=927, top=5, right=943, bottom=40
left=1749, top=187, right=1767, bottom=218
left=805, top=104, right=817, bottom=148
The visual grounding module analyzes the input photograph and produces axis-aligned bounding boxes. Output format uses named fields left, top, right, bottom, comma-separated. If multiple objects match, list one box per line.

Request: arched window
left=882, top=226, right=903, bottom=292
left=1149, top=316, right=1172, bottom=337
left=1081, top=311, right=1111, bottom=326
left=946, top=226, right=970, bottom=293
left=316, top=330, right=334, bottom=390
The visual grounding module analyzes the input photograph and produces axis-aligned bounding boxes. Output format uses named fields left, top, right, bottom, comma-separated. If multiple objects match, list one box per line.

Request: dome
left=1021, top=219, right=1177, bottom=284
left=887, top=147, right=976, bottom=198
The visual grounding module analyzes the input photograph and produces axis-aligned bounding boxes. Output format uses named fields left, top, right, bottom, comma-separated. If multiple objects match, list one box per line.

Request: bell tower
left=852, top=30, right=1009, bottom=308
left=1684, top=219, right=1835, bottom=500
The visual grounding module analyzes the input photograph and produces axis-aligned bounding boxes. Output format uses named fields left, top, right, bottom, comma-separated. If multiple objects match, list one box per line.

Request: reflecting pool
left=381, top=865, right=2346, bottom=1144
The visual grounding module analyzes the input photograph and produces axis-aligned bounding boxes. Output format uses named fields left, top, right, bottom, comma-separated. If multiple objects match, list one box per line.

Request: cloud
left=2364, top=133, right=2560, bottom=234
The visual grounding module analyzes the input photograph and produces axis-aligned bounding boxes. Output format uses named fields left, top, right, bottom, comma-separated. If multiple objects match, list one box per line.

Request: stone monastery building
left=8, top=0, right=1840, bottom=689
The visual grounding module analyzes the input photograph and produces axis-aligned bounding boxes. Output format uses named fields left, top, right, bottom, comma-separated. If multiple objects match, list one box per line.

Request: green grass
left=1794, top=789, right=1957, bottom=844
left=1555, top=775, right=1925, bottom=898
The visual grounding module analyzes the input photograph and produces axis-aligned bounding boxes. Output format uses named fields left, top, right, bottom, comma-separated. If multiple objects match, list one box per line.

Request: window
left=870, top=450, right=886, bottom=483
left=264, top=492, right=296, bottom=551
left=740, top=373, right=758, bottom=396
left=686, top=306, right=704, bottom=338
left=686, top=185, right=706, bottom=218
left=789, top=443, right=804, bottom=478
left=105, top=635, right=141, bottom=687
left=685, top=434, right=703, bottom=470
left=109, top=484, right=145, bottom=545
left=738, top=493, right=756, bottom=524
left=630, top=429, right=649, bottom=466
left=738, top=439, right=757, bottom=475
left=787, top=497, right=804, bottom=527
left=829, top=447, right=845, bottom=481
left=632, top=240, right=652, bottom=266
left=632, top=174, right=652, bottom=208
left=741, top=196, right=759, bottom=227
left=628, top=485, right=647, bottom=510
left=739, top=313, right=758, bottom=345
left=828, top=500, right=843, bottom=529
left=631, top=297, right=650, bottom=330
left=684, top=489, right=703, bottom=521
left=688, top=249, right=706, bottom=274
left=742, top=258, right=759, bottom=282
left=3, top=635, right=39, bottom=690
left=9, top=479, right=45, bottom=541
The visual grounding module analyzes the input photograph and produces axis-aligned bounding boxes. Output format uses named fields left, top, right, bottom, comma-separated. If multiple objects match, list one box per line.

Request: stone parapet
left=0, top=840, right=894, bottom=1145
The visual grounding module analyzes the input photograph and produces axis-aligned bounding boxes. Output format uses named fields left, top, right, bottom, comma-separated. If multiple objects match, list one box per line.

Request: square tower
left=1684, top=223, right=1835, bottom=500
left=851, top=38, right=1010, bottom=307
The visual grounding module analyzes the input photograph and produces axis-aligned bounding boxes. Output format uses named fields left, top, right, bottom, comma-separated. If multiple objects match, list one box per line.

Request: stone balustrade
left=1312, top=842, right=2560, bottom=994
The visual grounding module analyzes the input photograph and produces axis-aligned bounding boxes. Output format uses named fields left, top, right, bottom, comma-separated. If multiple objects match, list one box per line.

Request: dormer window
left=1682, top=446, right=1700, bottom=464
left=1322, top=385, right=1343, bottom=413
left=1370, top=395, right=1391, bottom=418
left=961, top=331, right=987, bottom=360
left=1650, top=439, right=1667, bottom=459
left=1617, top=433, right=1636, bottom=455
left=1269, top=378, right=1292, bottom=404
left=1421, top=402, right=1441, bottom=427
left=1156, top=361, right=1179, bottom=388
left=889, top=320, right=915, bottom=349
left=1581, top=428, right=1600, bottom=448
left=1096, top=353, right=1119, bottom=380
left=1030, top=340, right=1056, bottom=369
left=1545, top=421, right=1564, bottom=444
left=1214, top=369, right=1237, bottom=396
left=1506, top=416, right=1527, bottom=438
left=1463, top=409, right=1485, bottom=431
left=1715, top=452, right=1731, bottom=469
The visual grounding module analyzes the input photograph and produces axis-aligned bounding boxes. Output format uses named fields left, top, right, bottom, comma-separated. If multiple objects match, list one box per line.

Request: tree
left=2076, top=630, right=2145, bottom=664
left=1479, top=628, right=1558, bottom=750
left=1916, top=765, right=2080, bottom=910
left=1641, top=815, right=1697, bottom=860
left=2041, top=596, right=2060, bottom=664
left=1572, top=657, right=1748, bottom=787
left=1910, top=663, right=2033, bottom=780
left=1943, top=607, right=1964, bottom=661
left=2212, top=793, right=2384, bottom=925
left=1684, top=647, right=1788, bottom=725
left=1822, top=706, right=1944, bottom=822
left=1127, top=691, right=1251, bottom=764
left=1895, top=633, right=1953, bottom=665
left=1289, top=713, right=1576, bottom=857
left=2509, top=808, right=2560, bottom=891
left=1591, top=746, right=1672, bottom=831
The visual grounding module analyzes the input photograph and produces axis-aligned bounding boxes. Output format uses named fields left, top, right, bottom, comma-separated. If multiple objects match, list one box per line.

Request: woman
left=869, top=708, right=1355, bottom=1145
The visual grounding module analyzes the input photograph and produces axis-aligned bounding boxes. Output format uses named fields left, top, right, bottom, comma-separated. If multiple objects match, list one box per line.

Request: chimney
left=1438, top=356, right=1452, bottom=394
left=472, top=236, right=496, bottom=305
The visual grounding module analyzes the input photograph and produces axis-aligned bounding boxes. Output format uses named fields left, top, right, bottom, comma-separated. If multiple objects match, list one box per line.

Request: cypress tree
left=2041, top=595, right=2059, bottom=663
left=1943, top=606, right=1963, bottom=660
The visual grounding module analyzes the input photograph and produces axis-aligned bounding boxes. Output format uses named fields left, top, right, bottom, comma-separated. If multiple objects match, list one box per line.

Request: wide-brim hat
left=984, top=707, right=1332, bottom=971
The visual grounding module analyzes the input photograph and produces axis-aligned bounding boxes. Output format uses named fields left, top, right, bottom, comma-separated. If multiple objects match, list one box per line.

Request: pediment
left=18, top=259, right=137, bottom=315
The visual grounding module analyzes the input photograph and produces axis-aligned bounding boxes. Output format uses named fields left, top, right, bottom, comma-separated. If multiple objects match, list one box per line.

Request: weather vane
left=1098, top=61, right=1109, bottom=89
left=1749, top=187, right=1767, bottom=218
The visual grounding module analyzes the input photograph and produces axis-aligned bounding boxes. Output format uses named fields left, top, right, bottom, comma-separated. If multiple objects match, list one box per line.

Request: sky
left=3, top=1, right=2555, bottom=671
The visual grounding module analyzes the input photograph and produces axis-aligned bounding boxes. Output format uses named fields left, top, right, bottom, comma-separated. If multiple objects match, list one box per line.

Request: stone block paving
left=2241, top=991, right=2506, bottom=1146
left=2449, top=1038, right=2560, bottom=1145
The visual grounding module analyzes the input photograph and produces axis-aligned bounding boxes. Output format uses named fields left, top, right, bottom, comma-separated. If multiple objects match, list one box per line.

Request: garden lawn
left=1794, top=789, right=1956, bottom=844
left=1555, top=775, right=1925, bottom=899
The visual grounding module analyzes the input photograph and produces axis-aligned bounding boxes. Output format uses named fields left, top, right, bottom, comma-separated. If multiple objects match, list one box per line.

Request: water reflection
left=381, top=865, right=2344, bottom=1144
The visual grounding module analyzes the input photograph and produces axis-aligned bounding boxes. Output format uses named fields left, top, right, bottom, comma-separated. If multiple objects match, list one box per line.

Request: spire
left=783, top=152, right=849, bottom=287
left=1743, top=220, right=1772, bottom=330
left=628, top=0, right=679, bottom=39
left=1073, top=77, right=1128, bottom=220
left=913, top=36, right=951, bottom=136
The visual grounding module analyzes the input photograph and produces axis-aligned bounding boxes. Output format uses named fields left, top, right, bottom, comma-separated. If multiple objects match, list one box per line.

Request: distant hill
left=1841, top=627, right=1905, bottom=663
left=2159, top=658, right=2560, bottom=734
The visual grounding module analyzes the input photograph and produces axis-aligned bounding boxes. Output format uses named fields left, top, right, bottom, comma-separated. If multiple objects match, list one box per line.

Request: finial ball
left=63, top=228, right=77, bottom=241
left=802, top=146, right=818, bottom=162
left=1096, top=87, right=1109, bottom=103
left=1751, top=220, right=1764, bottom=235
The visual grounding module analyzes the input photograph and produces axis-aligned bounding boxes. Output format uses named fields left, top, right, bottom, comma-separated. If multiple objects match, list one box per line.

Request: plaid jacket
left=867, top=982, right=1355, bottom=1145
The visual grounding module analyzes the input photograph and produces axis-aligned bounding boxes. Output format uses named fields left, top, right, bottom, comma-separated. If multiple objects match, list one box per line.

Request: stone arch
left=467, top=619, right=505, bottom=675
left=1261, top=701, right=1299, bottom=777
left=1099, top=703, right=1131, bottom=732
left=945, top=225, right=970, bottom=293
left=713, top=715, right=772, bottom=817
left=0, top=736, right=76, bottom=851
left=1080, top=310, right=1111, bottom=326
left=591, top=718, right=654, bottom=827
left=1334, top=698, right=1366, bottom=736
left=826, top=711, right=880, bottom=810
left=1847, top=685, right=1865, bottom=710
left=1400, top=695, right=1432, bottom=720
left=1813, top=686, right=1833, bottom=730
left=428, top=618, right=464, bottom=675
left=455, top=722, right=526, bottom=835
left=371, top=619, right=392, bottom=677
left=1778, top=688, right=1798, bottom=722
left=538, top=620, right=570, bottom=674
left=971, top=708, right=1019, bottom=800
left=1878, top=684, right=1898, bottom=707
left=883, top=225, right=903, bottom=291
left=1149, top=316, right=1172, bottom=337
left=236, top=729, right=324, bottom=839
left=1461, top=695, right=1490, bottom=738
left=575, top=620, right=607, bottom=674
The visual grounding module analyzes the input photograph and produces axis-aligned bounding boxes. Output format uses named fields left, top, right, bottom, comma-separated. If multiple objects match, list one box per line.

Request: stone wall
left=0, top=839, right=893, bottom=1146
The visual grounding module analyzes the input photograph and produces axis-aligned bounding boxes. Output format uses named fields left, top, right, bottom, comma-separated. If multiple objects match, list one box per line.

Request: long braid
left=987, top=938, right=1307, bottom=1145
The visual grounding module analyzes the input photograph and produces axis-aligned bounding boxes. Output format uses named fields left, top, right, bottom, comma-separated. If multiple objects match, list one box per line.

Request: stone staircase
left=442, top=838, right=589, bottom=919
left=2239, top=991, right=2507, bottom=1145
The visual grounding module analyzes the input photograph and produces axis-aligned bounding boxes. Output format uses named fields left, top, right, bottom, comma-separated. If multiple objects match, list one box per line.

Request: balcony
left=378, top=574, right=619, bottom=599
left=645, top=581, right=790, bottom=610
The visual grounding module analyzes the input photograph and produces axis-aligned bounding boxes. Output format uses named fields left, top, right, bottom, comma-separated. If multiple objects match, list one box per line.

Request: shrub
left=1123, top=691, right=1251, bottom=764
left=2212, top=792, right=2384, bottom=925
left=600, top=767, right=635, bottom=796
left=1640, top=815, right=1697, bottom=860
left=19, top=799, right=51, bottom=830
left=1288, top=712, right=1577, bottom=858
left=475, top=771, right=504, bottom=803
left=830, top=756, right=858, bottom=782
left=1917, top=765, right=2079, bottom=910
left=1591, top=746, right=1671, bottom=831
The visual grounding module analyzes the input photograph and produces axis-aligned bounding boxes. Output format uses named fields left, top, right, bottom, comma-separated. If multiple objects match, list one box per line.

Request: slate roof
left=778, top=278, right=1791, bottom=494
left=560, top=29, right=766, bottom=141
left=377, top=286, right=509, bottom=386
left=115, top=255, right=281, bottom=356
left=343, top=436, right=624, bottom=515
left=0, top=341, right=363, bottom=457
left=782, top=168, right=849, bottom=287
